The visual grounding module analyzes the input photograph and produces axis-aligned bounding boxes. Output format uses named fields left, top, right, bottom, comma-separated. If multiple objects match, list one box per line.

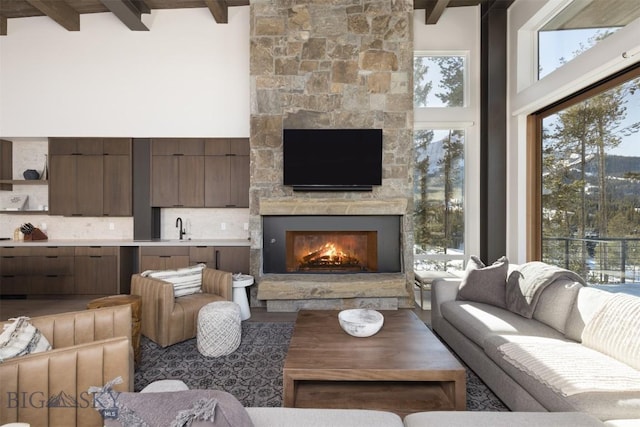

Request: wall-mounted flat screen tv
left=283, top=128, right=383, bottom=191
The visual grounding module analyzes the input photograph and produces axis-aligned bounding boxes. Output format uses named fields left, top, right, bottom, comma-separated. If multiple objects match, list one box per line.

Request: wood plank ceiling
left=0, top=0, right=483, bottom=36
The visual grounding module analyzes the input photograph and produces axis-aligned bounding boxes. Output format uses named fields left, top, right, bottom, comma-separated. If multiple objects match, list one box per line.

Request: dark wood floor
left=0, top=286, right=431, bottom=324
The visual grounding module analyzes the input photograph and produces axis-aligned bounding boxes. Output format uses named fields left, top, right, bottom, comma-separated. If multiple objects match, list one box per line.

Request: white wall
left=0, top=7, right=251, bottom=240
left=0, top=7, right=250, bottom=137
left=506, top=0, right=640, bottom=262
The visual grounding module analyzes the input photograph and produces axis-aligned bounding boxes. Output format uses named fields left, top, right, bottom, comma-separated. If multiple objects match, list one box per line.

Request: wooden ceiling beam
left=204, top=0, right=228, bottom=24
left=100, top=0, right=149, bottom=31
left=24, top=0, right=79, bottom=31
left=425, top=0, right=451, bottom=24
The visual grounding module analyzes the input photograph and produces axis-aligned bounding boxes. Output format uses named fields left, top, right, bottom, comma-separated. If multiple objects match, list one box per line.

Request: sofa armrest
left=202, top=268, right=233, bottom=301
left=131, top=274, right=175, bottom=345
left=0, top=336, right=133, bottom=427
left=431, top=278, right=462, bottom=331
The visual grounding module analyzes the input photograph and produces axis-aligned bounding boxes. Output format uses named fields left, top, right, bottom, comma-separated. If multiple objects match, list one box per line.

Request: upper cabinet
left=48, top=138, right=132, bottom=216
left=204, top=138, right=250, bottom=208
left=150, top=138, right=249, bottom=208
left=151, top=138, right=205, bottom=207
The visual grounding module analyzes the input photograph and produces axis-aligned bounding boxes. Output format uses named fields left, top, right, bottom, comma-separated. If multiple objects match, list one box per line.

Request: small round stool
left=197, top=301, right=241, bottom=357
left=87, top=294, right=142, bottom=364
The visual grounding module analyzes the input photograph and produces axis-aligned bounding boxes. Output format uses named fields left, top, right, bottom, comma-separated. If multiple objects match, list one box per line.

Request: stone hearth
left=248, top=1, right=415, bottom=311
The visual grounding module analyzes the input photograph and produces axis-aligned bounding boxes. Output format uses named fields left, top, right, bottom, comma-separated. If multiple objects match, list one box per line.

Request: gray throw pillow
left=456, top=255, right=509, bottom=308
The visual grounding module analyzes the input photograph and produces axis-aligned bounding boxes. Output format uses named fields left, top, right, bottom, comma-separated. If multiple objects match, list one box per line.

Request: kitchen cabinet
left=151, top=139, right=205, bottom=207
left=204, top=138, right=250, bottom=208
left=0, top=245, right=132, bottom=296
left=48, top=138, right=131, bottom=216
left=189, top=246, right=250, bottom=274
left=0, top=246, right=75, bottom=295
left=139, top=246, right=190, bottom=271
left=74, top=246, right=118, bottom=294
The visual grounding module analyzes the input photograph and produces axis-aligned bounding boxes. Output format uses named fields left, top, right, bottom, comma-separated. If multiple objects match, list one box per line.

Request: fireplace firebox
left=287, top=230, right=377, bottom=272
left=263, top=215, right=401, bottom=274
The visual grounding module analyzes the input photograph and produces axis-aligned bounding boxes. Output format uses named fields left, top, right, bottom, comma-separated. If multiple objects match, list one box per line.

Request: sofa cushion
left=142, top=263, right=206, bottom=297
left=564, top=287, right=612, bottom=342
left=404, top=411, right=605, bottom=427
left=457, top=255, right=508, bottom=308
left=484, top=334, right=640, bottom=420
left=532, top=279, right=583, bottom=334
left=0, top=316, right=51, bottom=362
left=582, top=292, right=640, bottom=371
left=245, top=408, right=404, bottom=427
left=440, top=301, right=565, bottom=349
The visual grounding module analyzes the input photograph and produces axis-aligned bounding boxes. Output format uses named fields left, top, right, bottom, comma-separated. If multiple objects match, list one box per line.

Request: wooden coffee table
left=283, top=309, right=466, bottom=417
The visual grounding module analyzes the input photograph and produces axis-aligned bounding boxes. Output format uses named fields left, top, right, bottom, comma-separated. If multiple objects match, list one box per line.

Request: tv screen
left=283, top=129, right=383, bottom=191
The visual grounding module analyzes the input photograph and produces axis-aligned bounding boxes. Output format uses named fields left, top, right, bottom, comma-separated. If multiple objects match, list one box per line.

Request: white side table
left=232, top=274, right=254, bottom=321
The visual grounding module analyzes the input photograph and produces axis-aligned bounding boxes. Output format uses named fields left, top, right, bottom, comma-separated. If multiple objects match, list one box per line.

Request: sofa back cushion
left=582, top=292, right=640, bottom=371
left=532, top=279, right=583, bottom=334
left=564, top=286, right=612, bottom=342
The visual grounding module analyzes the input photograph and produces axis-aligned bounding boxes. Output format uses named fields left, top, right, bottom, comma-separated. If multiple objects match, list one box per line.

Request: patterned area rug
left=135, top=321, right=508, bottom=411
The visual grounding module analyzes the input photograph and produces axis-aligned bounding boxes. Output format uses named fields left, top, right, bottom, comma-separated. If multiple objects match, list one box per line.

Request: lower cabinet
left=139, top=246, right=250, bottom=274
left=139, top=246, right=190, bottom=271
left=0, top=247, right=75, bottom=295
left=74, top=247, right=118, bottom=295
left=0, top=246, right=131, bottom=296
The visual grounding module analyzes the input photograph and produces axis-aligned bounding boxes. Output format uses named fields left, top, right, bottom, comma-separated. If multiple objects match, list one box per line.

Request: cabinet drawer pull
left=215, top=250, right=220, bottom=270
left=90, top=256, right=102, bottom=258
left=2, top=256, right=15, bottom=259
left=2, top=275, right=15, bottom=278
left=225, top=205, right=236, bottom=207
left=46, top=256, right=59, bottom=259
left=45, top=275, right=59, bottom=278
left=160, top=255, right=171, bottom=258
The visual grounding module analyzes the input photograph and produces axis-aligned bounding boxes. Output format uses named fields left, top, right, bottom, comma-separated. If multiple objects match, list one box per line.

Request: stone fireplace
left=249, top=1, right=415, bottom=311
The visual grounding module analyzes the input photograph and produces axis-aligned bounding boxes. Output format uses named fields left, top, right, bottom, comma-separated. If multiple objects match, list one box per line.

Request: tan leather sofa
left=0, top=305, right=134, bottom=427
left=131, top=267, right=233, bottom=348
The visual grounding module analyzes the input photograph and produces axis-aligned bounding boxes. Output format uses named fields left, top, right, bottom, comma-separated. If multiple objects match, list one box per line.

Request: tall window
left=414, top=53, right=469, bottom=272
left=532, top=65, right=640, bottom=286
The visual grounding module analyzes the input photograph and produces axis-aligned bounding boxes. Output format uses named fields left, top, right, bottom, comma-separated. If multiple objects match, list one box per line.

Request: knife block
left=24, top=228, right=48, bottom=241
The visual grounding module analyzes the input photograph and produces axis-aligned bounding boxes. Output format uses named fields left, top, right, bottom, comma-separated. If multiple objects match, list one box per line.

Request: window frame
left=526, top=63, right=640, bottom=260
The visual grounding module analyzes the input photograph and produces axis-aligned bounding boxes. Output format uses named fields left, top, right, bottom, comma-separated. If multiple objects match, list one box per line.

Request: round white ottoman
left=197, top=301, right=242, bottom=357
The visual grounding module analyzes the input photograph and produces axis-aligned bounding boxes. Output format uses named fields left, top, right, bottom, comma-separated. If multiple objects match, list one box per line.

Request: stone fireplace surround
left=248, top=1, right=415, bottom=311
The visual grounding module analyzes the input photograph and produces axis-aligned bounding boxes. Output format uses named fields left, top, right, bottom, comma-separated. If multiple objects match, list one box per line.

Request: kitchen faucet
left=176, top=217, right=186, bottom=240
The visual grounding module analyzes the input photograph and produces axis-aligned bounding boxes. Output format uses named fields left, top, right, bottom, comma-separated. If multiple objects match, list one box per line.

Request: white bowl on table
left=338, top=309, right=384, bottom=337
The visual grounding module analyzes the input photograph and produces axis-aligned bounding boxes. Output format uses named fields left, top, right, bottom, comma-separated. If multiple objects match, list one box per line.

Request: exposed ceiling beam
left=1, top=16, right=7, bottom=36
left=100, top=0, right=149, bottom=31
left=204, top=0, right=228, bottom=24
left=24, top=0, right=80, bottom=31
left=425, top=0, right=451, bottom=25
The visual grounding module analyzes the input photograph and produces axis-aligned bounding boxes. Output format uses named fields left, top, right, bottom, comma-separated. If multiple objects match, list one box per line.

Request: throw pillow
left=0, top=316, right=52, bottom=363
left=456, top=256, right=509, bottom=308
left=142, top=263, right=206, bottom=297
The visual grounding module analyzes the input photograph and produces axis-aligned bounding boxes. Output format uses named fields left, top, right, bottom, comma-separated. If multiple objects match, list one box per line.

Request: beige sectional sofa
left=431, top=262, right=640, bottom=426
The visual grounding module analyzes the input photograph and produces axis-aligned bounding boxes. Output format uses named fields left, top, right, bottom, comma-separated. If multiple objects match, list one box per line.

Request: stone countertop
left=0, top=238, right=251, bottom=247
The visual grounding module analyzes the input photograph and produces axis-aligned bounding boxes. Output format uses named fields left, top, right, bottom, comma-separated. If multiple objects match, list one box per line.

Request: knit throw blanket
left=582, top=292, right=640, bottom=371
left=498, top=337, right=640, bottom=397
left=506, top=262, right=585, bottom=318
